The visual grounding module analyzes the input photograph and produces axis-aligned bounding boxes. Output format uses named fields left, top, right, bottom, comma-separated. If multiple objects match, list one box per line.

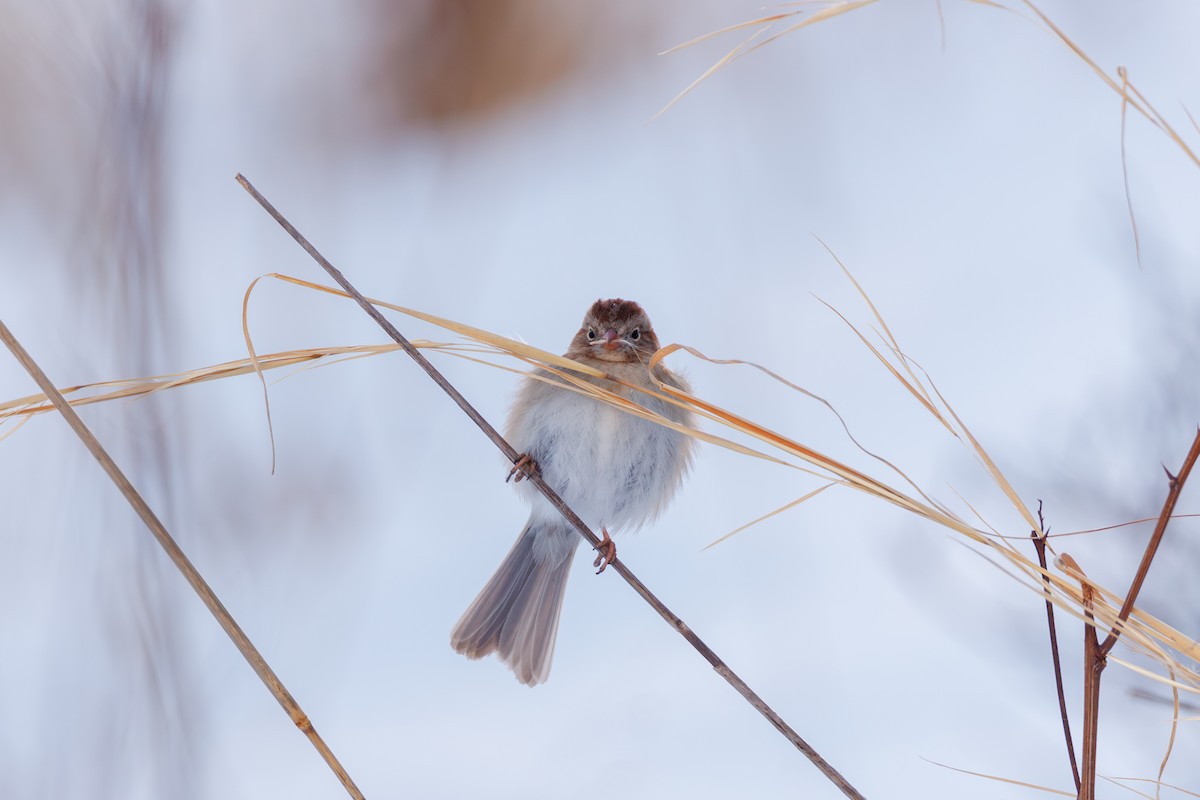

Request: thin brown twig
left=1100, top=430, right=1200, bottom=657
left=235, top=173, right=868, bottom=800
left=1056, top=551, right=1099, bottom=800
left=1032, top=501, right=1080, bottom=792
left=1078, top=560, right=1103, bottom=800
left=0, top=318, right=365, bottom=799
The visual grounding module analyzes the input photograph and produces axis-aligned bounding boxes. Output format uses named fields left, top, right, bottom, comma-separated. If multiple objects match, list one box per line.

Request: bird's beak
left=602, top=328, right=620, bottom=350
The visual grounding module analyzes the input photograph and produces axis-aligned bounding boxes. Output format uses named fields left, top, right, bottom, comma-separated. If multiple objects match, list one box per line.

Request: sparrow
left=450, top=298, right=695, bottom=685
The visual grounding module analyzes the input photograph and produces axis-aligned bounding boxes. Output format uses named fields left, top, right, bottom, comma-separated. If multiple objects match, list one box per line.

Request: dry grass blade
left=926, top=377, right=1041, bottom=541
left=823, top=255, right=1044, bottom=547
left=1155, top=663, right=1180, bottom=800
left=659, top=10, right=792, bottom=54
left=1118, top=66, right=1143, bottom=268
left=1050, top=514, right=1200, bottom=538
left=242, top=274, right=279, bottom=472
left=704, top=483, right=836, bottom=550
left=654, top=19, right=776, bottom=119
left=1185, top=105, right=1200, bottom=136
left=816, top=297, right=951, bottom=431
left=920, top=757, right=1076, bottom=796
left=1108, top=658, right=1200, bottom=697
left=0, top=343, right=420, bottom=421
left=254, top=273, right=606, bottom=377
left=1099, top=776, right=1157, bottom=800
left=1019, top=0, right=1144, bottom=110
left=818, top=287, right=1044, bottom=547
left=0, top=318, right=365, bottom=799
left=657, top=1, right=879, bottom=117
left=651, top=358, right=937, bottom=520
left=1019, top=0, right=1200, bottom=169
left=1107, top=777, right=1200, bottom=799
left=752, top=1, right=881, bottom=53
left=0, top=412, right=33, bottom=441
left=649, top=341, right=943, bottom=511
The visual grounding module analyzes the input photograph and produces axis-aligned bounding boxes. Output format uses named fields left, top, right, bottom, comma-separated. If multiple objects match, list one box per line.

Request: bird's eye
left=630, top=329, right=640, bottom=340
left=587, top=328, right=596, bottom=340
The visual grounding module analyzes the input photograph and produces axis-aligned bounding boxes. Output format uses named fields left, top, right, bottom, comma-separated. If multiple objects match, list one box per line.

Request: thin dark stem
left=236, top=173, right=867, bottom=800
left=0, top=318, right=364, bottom=800
left=1031, top=501, right=1080, bottom=792
left=1099, top=429, right=1200, bottom=657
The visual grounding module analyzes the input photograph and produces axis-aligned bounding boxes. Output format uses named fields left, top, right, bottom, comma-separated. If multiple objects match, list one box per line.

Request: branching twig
left=0, top=318, right=365, bottom=799
left=1032, top=501, right=1080, bottom=792
left=1099, top=430, right=1200, bottom=657
left=1075, top=429, right=1200, bottom=800
left=235, top=173, right=868, bottom=800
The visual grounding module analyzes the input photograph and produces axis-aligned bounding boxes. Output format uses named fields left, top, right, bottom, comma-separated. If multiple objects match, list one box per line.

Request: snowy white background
left=2, top=1, right=1199, bottom=798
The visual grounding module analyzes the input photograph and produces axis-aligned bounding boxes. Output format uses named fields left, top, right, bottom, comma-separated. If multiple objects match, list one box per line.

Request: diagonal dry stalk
left=235, top=173, right=869, bottom=800
left=0, top=318, right=365, bottom=799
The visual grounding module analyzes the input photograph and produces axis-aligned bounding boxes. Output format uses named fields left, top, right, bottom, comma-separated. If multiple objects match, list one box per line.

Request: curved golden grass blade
left=657, top=1, right=880, bottom=118
left=0, top=344, right=421, bottom=421
left=263, top=273, right=605, bottom=377
left=648, top=340, right=948, bottom=514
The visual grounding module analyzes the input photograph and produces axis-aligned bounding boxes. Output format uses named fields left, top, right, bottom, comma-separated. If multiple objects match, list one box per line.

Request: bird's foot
left=593, top=527, right=617, bottom=574
left=507, top=453, right=539, bottom=483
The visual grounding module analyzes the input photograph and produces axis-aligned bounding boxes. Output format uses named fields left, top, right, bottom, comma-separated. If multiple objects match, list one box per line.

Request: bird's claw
left=507, top=453, right=539, bottom=483
left=593, top=527, right=617, bottom=574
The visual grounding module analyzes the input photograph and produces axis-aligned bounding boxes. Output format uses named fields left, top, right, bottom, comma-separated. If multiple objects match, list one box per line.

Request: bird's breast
left=514, top=387, right=687, bottom=532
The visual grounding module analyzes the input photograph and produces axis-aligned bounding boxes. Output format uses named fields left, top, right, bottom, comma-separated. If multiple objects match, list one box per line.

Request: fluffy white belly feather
left=509, top=377, right=689, bottom=540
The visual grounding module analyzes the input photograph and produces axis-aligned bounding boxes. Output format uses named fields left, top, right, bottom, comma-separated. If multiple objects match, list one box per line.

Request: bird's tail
left=450, top=519, right=578, bottom=686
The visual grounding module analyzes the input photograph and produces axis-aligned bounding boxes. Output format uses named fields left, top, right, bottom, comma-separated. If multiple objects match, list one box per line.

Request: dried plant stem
left=236, top=173, right=867, bottom=800
left=1079, top=583, right=1102, bottom=800
left=1077, top=429, right=1200, bottom=800
left=1031, top=506, right=1080, bottom=792
left=0, top=318, right=365, bottom=800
